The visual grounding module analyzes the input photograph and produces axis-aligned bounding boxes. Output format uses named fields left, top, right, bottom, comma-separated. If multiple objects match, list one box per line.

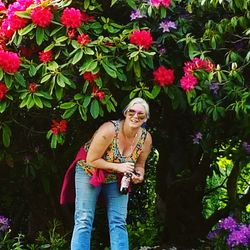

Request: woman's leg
left=71, top=164, right=101, bottom=250
left=103, top=182, right=129, bottom=250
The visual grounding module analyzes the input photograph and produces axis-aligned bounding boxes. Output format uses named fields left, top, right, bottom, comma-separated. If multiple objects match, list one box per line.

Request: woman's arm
left=86, top=122, right=135, bottom=173
left=132, top=132, right=152, bottom=184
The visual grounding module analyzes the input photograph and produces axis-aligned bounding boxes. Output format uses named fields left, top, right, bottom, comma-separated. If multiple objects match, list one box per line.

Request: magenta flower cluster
left=208, top=216, right=250, bottom=249
left=0, top=215, right=10, bottom=232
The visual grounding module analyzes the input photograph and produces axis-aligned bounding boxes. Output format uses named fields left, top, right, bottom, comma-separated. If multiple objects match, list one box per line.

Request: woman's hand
left=116, top=162, right=135, bottom=174
left=131, top=172, right=144, bottom=184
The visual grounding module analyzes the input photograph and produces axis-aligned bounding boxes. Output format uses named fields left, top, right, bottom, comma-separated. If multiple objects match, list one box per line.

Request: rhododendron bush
left=0, top=0, right=250, bottom=247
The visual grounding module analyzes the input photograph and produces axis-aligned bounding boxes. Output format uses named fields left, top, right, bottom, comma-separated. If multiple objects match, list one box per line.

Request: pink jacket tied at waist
left=60, top=147, right=105, bottom=205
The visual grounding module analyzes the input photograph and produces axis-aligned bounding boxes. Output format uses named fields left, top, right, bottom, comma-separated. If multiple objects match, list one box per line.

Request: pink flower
left=161, top=0, right=171, bottom=7
left=150, top=0, right=171, bottom=8
left=1, top=16, right=28, bottom=38
left=150, top=0, right=161, bottom=8
left=153, top=66, right=175, bottom=86
left=0, top=82, right=8, bottom=101
left=39, top=50, right=53, bottom=63
left=180, top=74, right=198, bottom=92
left=77, top=33, right=91, bottom=46
left=61, top=7, right=82, bottom=28
left=30, top=7, right=53, bottom=28
left=0, top=50, right=20, bottom=73
left=0, top=0, right=6, bottom=11
left=129, top=30, right=153, bottom=50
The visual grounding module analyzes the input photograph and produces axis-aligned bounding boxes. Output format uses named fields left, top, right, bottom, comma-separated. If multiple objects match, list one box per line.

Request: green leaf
left=41, top=74, right=51, bottom=83
left=14, top=72, right=26, bottom=87
left=83, top=47, right=95, bottom=55
left=2, top=124, right=11, bottom=147
left=151, top=85, right=161, bottom=98
left=50, top=26, right=63, bottom=36
left=127, top=0, right=136, bottom=9
left=60, top=102, right=76, bottom=109
left=90, top=99, right=100, bottom=119
left=110, top=0, right=119, bottom=6
left=44, top=43, right=55, bottom=51
left=78, top=106, right=87, bottom=121
left=55, top=36, right=68, bottom=43
left=0, top=68, right=3, bottom=80
left=55, top=85, right=63, bottom=100
left=28, top=65, right=37, bottom=77
left=51, top=135, right=58, bottom=149
left=101, top=62, right=117, bottom=78
left=18, top=23, right=35, bottom=36
left=36, top=27, right=44, bottom=46
left=62, top=105, right=77, bottom=119
left=80, top=60, right=98, bottom=72
left=133, top=61, right=141, bottom=78
left=57, top=73, right=66, bottom=87
left=72, top=49, right=83, bottom=64
left=0, top=101, right=7, bottom=113
left=33, top=95, right=43, bottom=108
left=83, top=96, right=92, bottom=108
left=4, top=74, right=13, bottom=88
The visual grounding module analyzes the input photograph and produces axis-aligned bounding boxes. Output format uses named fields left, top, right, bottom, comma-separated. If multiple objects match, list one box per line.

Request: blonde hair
left=123, top=97, right=150, bottom=119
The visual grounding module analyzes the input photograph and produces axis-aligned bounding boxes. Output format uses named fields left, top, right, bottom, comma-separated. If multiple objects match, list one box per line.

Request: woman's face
left=124, top=103, right=147, bottom=128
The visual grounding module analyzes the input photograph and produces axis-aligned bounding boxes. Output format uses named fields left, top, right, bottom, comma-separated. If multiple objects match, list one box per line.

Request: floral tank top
left=77, top=120, right=147, bottom=183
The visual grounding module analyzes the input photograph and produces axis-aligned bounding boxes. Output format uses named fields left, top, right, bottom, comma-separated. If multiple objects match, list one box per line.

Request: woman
left=60, top=97, right=152, bottom=250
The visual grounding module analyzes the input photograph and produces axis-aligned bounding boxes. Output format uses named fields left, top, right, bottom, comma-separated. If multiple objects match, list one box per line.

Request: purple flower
left=192, top=132, right=203, bottom=144
left=130, top=10, right=145, bottom=20
left=159, top=20, right=177, bottom=32
left=218, top=216, right=237, bottom=231
left=227, top=224, right=250, bottom=248
left=158, top=47, right=166, bottom=55
left=207, top=229, right=220, bottom=239
left=209, top=82, right=220, bottom=94
left=242, top=142, right=250, bottom=154
left=0, top=215, right=10, bottom=232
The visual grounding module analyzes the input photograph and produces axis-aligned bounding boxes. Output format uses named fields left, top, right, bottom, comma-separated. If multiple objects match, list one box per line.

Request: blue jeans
left=71, top=164, right=129, bottom=250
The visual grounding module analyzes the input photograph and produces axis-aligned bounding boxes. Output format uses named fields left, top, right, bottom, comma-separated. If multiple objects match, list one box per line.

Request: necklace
left=122, top=122, right=138, bottom=157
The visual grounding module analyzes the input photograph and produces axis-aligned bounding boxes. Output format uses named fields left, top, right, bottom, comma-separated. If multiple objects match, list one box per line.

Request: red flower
left=67, top=29, right=77, bottom=39
left=19, top=45, right=32, bottom=58
left=129, top=30, right=153, bottom=50
left=0, top=0, right=6, bottom=11
left=61, top=7, right=82, bottom=28
left=0, top=82, right=8, bottom=101
left=92, top=87, right=106, bottom=100
left=39, top=50, right=53, bottom=63
left=0, top=41, right=6, bottom=51
left=77, top=33, right=91, bottom=46
left=82, top=12, right=95, bottom=22
left=0, top=50, right=20, bottom=73
left=30, top=7, right=53, bottom=28
left=180, top=74, right=198, bottom=92
left=82, top=72, right=99, bottom=83
left=203, top=60, right=215, bottom=72
left=104, top=42, right=114, bottom=47
left=153, top=66, right=175, bottom=86
left=51, top=119, right=67, bottom=135
left=28, top=83, right=38, bottom=93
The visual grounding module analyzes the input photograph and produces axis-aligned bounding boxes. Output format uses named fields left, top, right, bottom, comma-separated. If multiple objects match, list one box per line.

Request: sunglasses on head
left=126, top=109, right=146, bottom=120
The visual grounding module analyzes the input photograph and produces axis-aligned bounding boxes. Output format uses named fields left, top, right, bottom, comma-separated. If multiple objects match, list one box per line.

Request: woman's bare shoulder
left=145, top=131, right=152, bottom=144
left=95, top=121, right=116, bottom=139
